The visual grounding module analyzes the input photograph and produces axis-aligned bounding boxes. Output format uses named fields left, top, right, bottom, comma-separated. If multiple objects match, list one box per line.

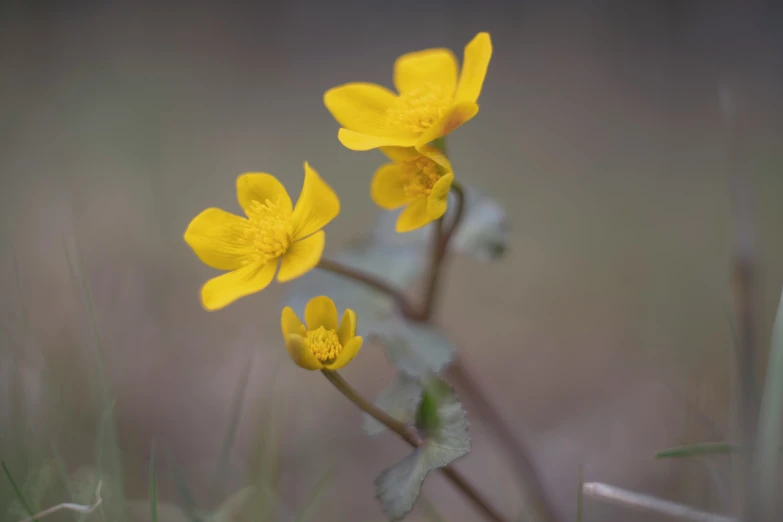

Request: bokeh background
left=2, top=1, right=783, bottom=521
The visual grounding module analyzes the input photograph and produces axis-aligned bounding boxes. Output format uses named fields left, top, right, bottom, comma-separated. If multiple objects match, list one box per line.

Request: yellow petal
left=415, top=102, right=479, bottom=150
left=396, top=199, right=432, bottom=233
left=394, top=48, right=458, bottom=97
left=184, top=208, right=254, bottom=270
left=427, top=172, right=454, bottom=220
left=337, top=308, right=357, bottom=347
left=324, top=83, right=408, bottom=137
left=338, top=128, right=418, bottom=151
left=236, top=173, right=292, bottom=217
left=200, top=260, right=277, bottom=311
left=416, top=144, right=453, bottom=172
left=379, top=146, right=421, bottom=163
left=281, top=306, right=305, bottom=338
left=285, top=333, right=324, bottom=371
left=305, top=295, right=338, bottom=331
left=291, top=163, right=340, bottom=241
left=455, top=32, right=493, bottom=104
left=326, top=336, right=363, bottom=371
left=277, top=230, right=325, bottom=283
left=371, top=164, right=408, bottom=210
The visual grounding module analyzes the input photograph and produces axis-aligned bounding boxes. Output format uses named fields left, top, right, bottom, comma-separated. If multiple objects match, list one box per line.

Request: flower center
left=243, top=197, right=293, bottom=265
left=306, top=326, right=342, bottom=363
left=398, top=156, right=443, bottom=198
left=387, top=85, right=451, bottom=134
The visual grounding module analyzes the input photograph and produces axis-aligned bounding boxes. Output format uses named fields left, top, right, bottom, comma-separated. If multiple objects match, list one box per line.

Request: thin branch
left=321, top=370, right=509, bottom=522
left=317, top=258, right=417, bottom=317
left=16, top=481, right=103, bottom=522
left=582, top=482, right=736, bottom=522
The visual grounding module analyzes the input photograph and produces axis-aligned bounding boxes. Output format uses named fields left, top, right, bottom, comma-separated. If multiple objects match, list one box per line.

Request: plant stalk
left=321, top=370, right=509, bottom=522
left=317, top=258, right=417, bottom=317
left=416, top=182, right=466, bottom=321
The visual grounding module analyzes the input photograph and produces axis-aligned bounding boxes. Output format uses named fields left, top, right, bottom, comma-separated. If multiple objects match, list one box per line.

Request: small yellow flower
left=372, top=145, right=454, bottom=232
left=324, top=32, right=492, bottom=152
left=184, top=163, right=340, bottom=311
left=281, top=296, right=363, bottom=371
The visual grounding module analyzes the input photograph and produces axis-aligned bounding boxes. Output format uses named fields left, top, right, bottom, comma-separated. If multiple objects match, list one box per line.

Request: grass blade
left=149, top=440, right=158, bottom=522
left=755, top=287, right=783, bottom=516
left=655, top=442, right=741, bottom=459
left=172, top=462, right=202, bottom=522
left=64, top=235, right=127, bottom=521
left=2, top=460, right=37, bottom=521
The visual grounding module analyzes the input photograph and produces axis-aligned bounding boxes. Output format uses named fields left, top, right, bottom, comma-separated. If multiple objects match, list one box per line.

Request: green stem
left=414, top=182, right=466, bottom=322
left=321, top=370, right=509, bottom=522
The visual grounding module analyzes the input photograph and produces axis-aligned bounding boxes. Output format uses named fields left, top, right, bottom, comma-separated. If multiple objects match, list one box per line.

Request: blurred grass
left=2, top=460, right=37, bottom=521
left=755, top=288, right=783, bottom=516
left=1, top=236, right=329, bottom=522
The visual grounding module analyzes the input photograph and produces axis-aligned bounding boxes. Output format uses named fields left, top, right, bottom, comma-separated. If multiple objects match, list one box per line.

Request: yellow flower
left=281, top=296, right=363, bottom=371
left=372, top=145, right=454, bottom=232
left=184, top=163, right=340, bottom=311
left=323, top=32, right=492, bottom=152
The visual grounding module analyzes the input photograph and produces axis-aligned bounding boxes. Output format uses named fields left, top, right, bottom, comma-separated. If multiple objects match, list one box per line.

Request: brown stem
left=317, top=258, right=417, bottom=317
left=416, top=182, right=466, bottom=321
left=448, top=359, right=562, bottom=522
left=321, top=370, right=509, bottom=522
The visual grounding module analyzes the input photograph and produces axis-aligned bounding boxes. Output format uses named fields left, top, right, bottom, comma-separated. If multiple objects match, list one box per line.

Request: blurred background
left=2, top=1, right=783, bottom=521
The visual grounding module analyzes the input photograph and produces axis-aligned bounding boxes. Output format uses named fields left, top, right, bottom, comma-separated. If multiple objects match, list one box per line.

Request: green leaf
left=654, top=442, right=741, bottom=459
left=363, top=374, right=423, bottom=436
left=416, top=379, right=453, bottom=435
left=756, top=287, right=783, bottom=511
left=374, top=319, right=456, bottom=378
left=375, top=381, right=470, bottom=521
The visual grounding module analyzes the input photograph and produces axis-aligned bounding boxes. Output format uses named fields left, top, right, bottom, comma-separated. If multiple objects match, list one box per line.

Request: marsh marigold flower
left=281, top=296, right=363, bottom=370
left=324, top=32, right=492, bottom=152
left=372, top=145, right=454, bottom=232
left=184, top=163, right=340, bottom=311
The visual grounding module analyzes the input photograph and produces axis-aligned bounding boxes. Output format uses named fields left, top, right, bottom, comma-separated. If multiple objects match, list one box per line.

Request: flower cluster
left=183, top=32, right=492, bottom=370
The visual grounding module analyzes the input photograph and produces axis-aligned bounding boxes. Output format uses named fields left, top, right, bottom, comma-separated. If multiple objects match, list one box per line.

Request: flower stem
left=317, top=258, right=417, bottom=317
left=415, top=181, right=466, bottom=321
left=321, top=370, right=509, bottom=522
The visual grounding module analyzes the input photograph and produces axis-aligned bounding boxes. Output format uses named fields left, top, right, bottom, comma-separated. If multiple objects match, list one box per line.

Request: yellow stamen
left=387, top=85, right=451, bottom=134
left=243, top=196, right=293, bottom=265
left=398, top=156, right=443, bottom=198
left=306, top=326, right=342, bottom=363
